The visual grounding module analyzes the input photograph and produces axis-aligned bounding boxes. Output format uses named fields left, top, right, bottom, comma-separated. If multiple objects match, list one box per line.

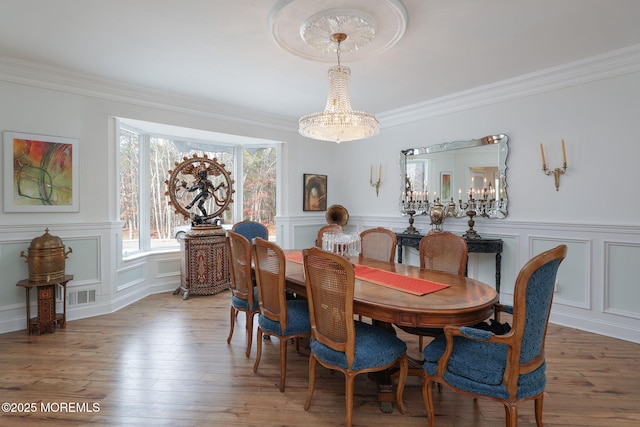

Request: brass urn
left=20, top=228, right=72, bottom=282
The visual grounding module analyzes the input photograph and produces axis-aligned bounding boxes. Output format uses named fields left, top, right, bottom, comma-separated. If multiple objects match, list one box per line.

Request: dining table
left=283, top=251, right=499, bottom=412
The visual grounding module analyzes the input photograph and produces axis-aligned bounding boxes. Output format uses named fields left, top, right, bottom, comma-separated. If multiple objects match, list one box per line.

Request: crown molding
left=379, top=43, right=640, bottom=128
left=0, top=56, right=298, bottom=133
left=2, top=44, right=640, bottom=132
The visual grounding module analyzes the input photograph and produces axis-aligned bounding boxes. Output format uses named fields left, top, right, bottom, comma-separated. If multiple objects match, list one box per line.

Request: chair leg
left=226, top=306, right=236, bottom=344
left=421, top=374, right=435, bottom=427
left=396, top=354, right=408, bottom=414
left=534, top=395, right=544, bottom=427
left=245, top=312, right=254, bottom=358
left=279, top=337, right=288, bottom=392
left=253, top=327, right=263, bottom=373
left=304, top=355, right=317, bottom=411
left=505, top=403, right=518, bottom=427
left=419, top=335, right=423, bottom=351
left=345, top=373, right=355, bottom=427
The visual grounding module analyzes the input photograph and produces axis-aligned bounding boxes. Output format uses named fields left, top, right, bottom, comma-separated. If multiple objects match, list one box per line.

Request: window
left=118, top=119, right=278, bottom=257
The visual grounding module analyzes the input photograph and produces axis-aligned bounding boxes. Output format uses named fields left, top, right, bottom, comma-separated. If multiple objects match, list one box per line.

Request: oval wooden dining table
left=283, top=252, right=499, bottom=412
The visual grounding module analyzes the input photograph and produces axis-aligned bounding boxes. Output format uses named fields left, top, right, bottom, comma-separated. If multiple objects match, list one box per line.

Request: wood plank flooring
left=1, top=291, right=639, bottom=426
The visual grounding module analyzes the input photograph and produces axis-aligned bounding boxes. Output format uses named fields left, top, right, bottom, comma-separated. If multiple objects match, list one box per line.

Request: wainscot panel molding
left=604, top=241, right=640, bottom=319
left=0, top=222, right=180, bottom=335
left=2, top=219, right=639, bottom=343
left=278, top=215, right=640, bottom=344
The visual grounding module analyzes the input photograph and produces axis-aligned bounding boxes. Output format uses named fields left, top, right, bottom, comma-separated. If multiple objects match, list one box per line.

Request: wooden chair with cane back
left=302, top=247, right=409, bottom=427
left=397, top=231, right=469, bottom=351
left=315, top=224, right=343, bottom=248
left=252, top=238, right=311, bottom=392
left=359, top=227, right=397, bottom=263
left=226, top=230, right=260, bottom=358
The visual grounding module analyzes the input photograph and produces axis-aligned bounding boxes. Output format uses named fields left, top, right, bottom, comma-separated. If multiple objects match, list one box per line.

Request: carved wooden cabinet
left=175, top=227, right=229, bottom=300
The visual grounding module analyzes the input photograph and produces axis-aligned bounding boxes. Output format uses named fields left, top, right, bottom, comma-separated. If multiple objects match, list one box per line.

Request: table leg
left=60, top=282, right=67, bottom=329
left=25, top=288, right=31, bottom=335
left=375, top=371, right=395, bottom=413
left=495, top=252, right=502, bottom=294
left=371, top=320, right=405, bottom=413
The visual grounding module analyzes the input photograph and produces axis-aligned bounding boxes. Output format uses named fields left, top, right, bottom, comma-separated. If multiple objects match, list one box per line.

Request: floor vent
left=68, top=290, right=96, bottom=306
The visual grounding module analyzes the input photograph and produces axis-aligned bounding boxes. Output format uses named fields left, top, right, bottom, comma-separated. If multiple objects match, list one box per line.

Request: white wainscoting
left=277, top=215, right=640, bottom=344
left=2, top=219, right=639, bottom=343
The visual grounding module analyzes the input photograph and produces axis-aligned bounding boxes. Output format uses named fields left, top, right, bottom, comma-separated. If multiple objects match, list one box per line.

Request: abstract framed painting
left=3, top=131, right=79, bottom=212
left=303, top=173, right=327, bottom=211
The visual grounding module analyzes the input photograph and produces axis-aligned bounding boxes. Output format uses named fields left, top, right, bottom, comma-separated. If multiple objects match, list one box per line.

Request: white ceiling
left=1, top=0, right=640, bottom=121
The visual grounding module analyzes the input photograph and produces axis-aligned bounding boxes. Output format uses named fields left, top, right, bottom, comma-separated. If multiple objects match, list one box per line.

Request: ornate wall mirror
left=399, top=134, right=509, bottom=219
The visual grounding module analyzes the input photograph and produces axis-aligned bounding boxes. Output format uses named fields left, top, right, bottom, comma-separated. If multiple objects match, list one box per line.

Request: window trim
left=116, top=117, right=281, bottom=259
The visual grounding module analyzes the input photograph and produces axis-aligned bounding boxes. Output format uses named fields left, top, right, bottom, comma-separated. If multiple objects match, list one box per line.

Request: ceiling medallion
left=269, top=0, right=408, bottom=62
left=301, top=11, right=376, bottom=54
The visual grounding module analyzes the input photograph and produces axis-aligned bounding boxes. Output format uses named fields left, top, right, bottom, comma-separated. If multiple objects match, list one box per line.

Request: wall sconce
left=370, top=164, right=381, bottom=196
left=540, top=139, right=568, bottom=191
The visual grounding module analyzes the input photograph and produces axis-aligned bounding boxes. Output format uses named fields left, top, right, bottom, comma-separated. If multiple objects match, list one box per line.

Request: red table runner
left=285, top=251, right=449, bottom=296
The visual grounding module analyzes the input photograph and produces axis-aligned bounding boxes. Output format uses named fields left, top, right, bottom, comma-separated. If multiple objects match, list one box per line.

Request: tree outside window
left=119, top=124, right=276, bottom=257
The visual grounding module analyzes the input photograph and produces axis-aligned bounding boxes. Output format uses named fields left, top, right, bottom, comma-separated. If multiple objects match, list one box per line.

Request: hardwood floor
left=1, top=291, right=639, bottom=427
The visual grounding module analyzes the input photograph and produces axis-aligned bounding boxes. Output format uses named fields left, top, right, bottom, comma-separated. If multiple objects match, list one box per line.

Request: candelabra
left=401, top=189, right=507, bottom=237
left=457, top=192, right=507, bottom=238
left=400, top=192, right=427, bottom=234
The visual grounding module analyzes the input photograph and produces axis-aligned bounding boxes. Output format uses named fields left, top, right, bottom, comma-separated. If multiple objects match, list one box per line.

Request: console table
left=16, top=275, right=72, bottom=335
left=395, top=233, right=503, bottom=293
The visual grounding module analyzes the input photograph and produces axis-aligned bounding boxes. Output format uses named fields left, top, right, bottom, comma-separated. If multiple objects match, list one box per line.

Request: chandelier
left=299, top=33, right=379, bottom=144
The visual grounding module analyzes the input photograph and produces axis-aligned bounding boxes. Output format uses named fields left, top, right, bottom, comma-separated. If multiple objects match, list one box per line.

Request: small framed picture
left=440, top=171, right=452, bottom=200
left=303, top=174, right=327, bottom=211
left=3, top=131, right=80, bottom=212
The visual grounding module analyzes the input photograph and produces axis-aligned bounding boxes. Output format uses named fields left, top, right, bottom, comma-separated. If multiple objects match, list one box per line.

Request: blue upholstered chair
left=226, top=231, right=260, bottom=358
left=302, top=247, right=408, bottom=427
left=232, top=220, right=268, bottom=244
left=421, top=245, right=567, bottom=427
left=252, top=238, right=311, bottom=392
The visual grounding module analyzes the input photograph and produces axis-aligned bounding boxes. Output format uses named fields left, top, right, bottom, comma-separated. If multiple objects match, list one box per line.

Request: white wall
left=1, top=51, right=639, bottom=344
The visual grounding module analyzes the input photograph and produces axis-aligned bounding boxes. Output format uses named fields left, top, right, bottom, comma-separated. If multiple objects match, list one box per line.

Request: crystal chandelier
left=299, top=33, right=379, bottom=144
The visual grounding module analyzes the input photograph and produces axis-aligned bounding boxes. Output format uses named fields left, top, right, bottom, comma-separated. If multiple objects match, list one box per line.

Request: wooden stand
left=175, top=226, right=229, bottom=300
left=16, top=275, right=72, bottom=335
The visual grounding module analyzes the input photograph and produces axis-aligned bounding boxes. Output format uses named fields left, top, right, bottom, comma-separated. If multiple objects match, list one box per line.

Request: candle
left=370, top=165, right=372, bottom=184
left=379, top=164, right=382, bottom=181
left=561, top=139, right=566, bottom=164
left=540, top=143, right=546, bottom=168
